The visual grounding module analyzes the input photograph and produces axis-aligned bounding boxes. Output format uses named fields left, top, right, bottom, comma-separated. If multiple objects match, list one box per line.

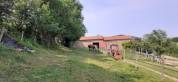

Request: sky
left=79, top=0, right=178, bottom=37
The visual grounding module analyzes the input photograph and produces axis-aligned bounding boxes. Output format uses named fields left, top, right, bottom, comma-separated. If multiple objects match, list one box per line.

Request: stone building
left=74, top=35, right=132, bottom=50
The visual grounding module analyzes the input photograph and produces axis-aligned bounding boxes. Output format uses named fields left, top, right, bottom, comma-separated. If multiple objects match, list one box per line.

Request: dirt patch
left=164, top=56, right=178, bottom=67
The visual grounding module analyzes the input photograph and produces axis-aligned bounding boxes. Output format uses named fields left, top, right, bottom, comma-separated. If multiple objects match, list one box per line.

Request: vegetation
left=0, top=44, right=173, bottom=82
left=123, top=29, right=178, bottom=58
left=1, top=0, right=178, bottom=82
left=125, top=50, right=178, bottom=79
left=123, top=29, right=178, bottom=81
left=0, top=0, right=86, bottom=47
left=171, top=37, right=178, bottom=42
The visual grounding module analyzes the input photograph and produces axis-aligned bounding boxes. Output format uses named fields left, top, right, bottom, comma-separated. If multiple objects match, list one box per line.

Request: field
left=0, top=45, right=174, bottom=82
left=125, top=50, right=178, bottom=82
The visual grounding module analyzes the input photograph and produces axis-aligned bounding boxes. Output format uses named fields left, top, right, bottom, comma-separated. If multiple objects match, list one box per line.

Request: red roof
left=104, top=35, right=131, bottom=41
left=80, top=35, right=132, bottom=41
left=80, top=36, right=104, bottom=41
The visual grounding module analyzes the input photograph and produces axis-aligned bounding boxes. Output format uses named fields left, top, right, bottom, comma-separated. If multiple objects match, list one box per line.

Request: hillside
left=1, top=0, right=178, bottom=82
left=0, top=45, right=173, bottom=82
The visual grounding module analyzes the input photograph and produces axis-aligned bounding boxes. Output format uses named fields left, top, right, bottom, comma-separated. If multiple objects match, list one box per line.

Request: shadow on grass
left=86, top=63, right=143, bottom=82
left=23, top=59, right=143, bottom=82
left=0, top=48, right=144, bottom=82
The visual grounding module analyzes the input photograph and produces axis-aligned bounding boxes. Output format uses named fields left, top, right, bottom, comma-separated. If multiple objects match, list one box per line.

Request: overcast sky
left=79, top=0, right=178, bottom=37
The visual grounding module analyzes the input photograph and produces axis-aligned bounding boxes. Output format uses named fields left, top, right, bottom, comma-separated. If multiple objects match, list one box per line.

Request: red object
left=80, top=35, right=131, bottom=41
left=79, top=35, right=132, bottom=49
left=80, top=36, right=104, bottom=41
left=110, top=44, right=122, bottom=60
left=114, top=50, right=122, bottom=60
left=104, top=35, right=131, bottom=41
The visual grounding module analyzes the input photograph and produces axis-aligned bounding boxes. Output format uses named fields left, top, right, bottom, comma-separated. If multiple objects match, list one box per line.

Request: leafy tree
left=16, top=0, right=30, bottom=40
left=144, top=29, right=169, bottom=81
left=0, top=0, right=15, bottom=42
left=0, top=0, right=86, bottom=48
left=165, top=39, right=178, bottom=57
left=171, top=37, right=178, bottom=42
left=144, top=29, right=168, bottom=56
left=41, top=0, right=86, bottom=47
left=124, top=29, right=177, bottom=81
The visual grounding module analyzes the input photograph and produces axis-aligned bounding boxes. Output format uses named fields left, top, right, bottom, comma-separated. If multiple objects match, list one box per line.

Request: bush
left=0, top=43, right=11, bottom=51
left=17, top=39, right=40, bottom=49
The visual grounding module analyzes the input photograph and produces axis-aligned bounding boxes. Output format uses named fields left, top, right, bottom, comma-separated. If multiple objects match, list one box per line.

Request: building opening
left=93, top=42, right=99, bottom=48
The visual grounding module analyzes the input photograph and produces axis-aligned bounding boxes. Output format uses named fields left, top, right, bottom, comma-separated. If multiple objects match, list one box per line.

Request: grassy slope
left=0, top=46, right=172, bottom=82
left=125, top=50, right=178, bottom=80
left=137, top=61, right=178, bottom=78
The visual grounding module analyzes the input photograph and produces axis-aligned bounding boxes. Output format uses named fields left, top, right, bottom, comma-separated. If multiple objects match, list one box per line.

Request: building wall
left=73, top=39, right=130, bottom=49
left=73, top=40, right=105, bottom=48
left=104, top=40, right=130, bottom=49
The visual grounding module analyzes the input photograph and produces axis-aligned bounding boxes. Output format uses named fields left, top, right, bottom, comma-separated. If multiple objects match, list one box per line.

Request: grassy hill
left=0, top=44, right=173, bottom=82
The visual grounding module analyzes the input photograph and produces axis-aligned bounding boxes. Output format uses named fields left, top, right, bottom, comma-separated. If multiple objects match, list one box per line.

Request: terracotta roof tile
left=80, top=35, right=132, bottom=41
left=80, top=36, right=104, bottom=41
left=104, top=35, right=132, bottom=41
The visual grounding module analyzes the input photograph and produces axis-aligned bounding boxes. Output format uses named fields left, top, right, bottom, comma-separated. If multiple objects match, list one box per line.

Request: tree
left=14, top=0, right=38, bottom=41
left=0, top=0, right=15, bottom=42
left=144, top=29, right=168, bottom=56
left=171, top=37, right=178, bottom=42
left=1, top=0, right=86, bottom=48
left=44, top=0, right=86, bottom=47
left=144, top=29, right=169, bottom=81
left=165, top=39, right=178, bottom=57
left=123, top=29, right=177, bottom=81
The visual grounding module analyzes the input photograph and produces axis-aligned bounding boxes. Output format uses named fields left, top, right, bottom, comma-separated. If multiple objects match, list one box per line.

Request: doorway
left=93, top=42, right=99, bottom=49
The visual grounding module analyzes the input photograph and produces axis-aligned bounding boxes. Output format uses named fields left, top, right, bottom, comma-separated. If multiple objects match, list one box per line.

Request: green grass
left=125, top=50, right=178, bottom=80
left=136, top=60, right=178, bottom=79
left=0, top=45, right=173, bottom=82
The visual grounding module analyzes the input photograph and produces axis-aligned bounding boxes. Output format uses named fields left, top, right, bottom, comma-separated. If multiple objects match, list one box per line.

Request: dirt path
left=125, top=60, right=178, bottom=82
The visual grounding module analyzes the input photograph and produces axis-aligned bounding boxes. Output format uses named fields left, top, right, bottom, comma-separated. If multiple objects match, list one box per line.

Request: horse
left=88, top=44, right=98, bottom=53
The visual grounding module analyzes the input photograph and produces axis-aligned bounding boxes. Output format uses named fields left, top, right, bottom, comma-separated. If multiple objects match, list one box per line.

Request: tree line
left=0, top=0, right=86, bottom=47
left=122, top=29, right=178, bottom=81
left=123, top=29, right=178, bottom=57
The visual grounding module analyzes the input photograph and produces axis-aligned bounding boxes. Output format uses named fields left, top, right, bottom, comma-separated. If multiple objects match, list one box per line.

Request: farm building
left=74, top=35, right=132, bottom=50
